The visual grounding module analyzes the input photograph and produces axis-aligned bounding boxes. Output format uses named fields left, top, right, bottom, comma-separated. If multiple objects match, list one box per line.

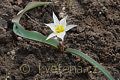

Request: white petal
left=60, top=15, right=68, bottom=27
left=65, top=25, right=77, bottom=31
left=53, top=12, right=59, bottom=25
left=46, top=33, right=56, bottom=40
left=45, top=23, right=55, bottom=32
left=56, top=32, right=66, bottom=41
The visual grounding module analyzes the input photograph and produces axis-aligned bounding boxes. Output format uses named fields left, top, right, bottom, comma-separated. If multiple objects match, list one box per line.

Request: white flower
left=45, top=12, right=77, bottom=41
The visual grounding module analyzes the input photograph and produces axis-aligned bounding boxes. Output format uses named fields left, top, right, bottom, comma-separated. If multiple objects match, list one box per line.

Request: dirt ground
left=0, top=0, right=120, bottom=80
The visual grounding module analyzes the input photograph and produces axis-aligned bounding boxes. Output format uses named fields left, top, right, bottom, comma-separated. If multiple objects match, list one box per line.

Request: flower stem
left=59, top=41, right=65, bottom=52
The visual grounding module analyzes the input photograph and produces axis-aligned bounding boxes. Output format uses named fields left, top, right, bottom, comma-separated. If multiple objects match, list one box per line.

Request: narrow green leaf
left=13, top=22, right=59, bottom=48
left=66, top=48, right=115, bottom=80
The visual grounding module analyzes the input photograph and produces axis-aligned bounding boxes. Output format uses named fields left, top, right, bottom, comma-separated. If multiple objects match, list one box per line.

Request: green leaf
left=13, top=22, right=59, bottom=48
left=66, top=48, right=115, bottom=80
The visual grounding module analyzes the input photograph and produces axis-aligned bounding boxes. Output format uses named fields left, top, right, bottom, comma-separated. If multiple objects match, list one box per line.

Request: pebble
left=17, top=37, right=23, bottom=41
left=62, top=7, right=66, bottom=11
left=59, top=12, right=65, bottom=18
left=10, top=50, right=16, bottom=55
left=7, top=50, right=15, bottom=55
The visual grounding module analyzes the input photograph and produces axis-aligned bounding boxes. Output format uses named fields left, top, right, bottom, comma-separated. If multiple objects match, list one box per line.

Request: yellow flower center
left=55, top=25, right=65, bottom=33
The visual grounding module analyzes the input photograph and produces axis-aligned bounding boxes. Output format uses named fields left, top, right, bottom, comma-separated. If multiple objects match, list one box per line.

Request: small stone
left=62, top=7, right=66, bottom=11
left=10, top=50, right=15, bottom=55
left=7, top=52, right=11, bottom=55
left=59, top=12, right=65, bottom=18
left=116, top=53, right=120, bottom=56
left=17, top=37, right=23, bottom=41
left=99, top=11, right=102, bottom=15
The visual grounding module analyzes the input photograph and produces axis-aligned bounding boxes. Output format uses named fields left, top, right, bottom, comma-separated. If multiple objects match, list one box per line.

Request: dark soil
left=0, top=0, right=120, bottom=80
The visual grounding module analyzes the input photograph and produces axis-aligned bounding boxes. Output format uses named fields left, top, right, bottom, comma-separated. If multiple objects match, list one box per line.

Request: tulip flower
left=45, top=12, right=77, bottom=41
